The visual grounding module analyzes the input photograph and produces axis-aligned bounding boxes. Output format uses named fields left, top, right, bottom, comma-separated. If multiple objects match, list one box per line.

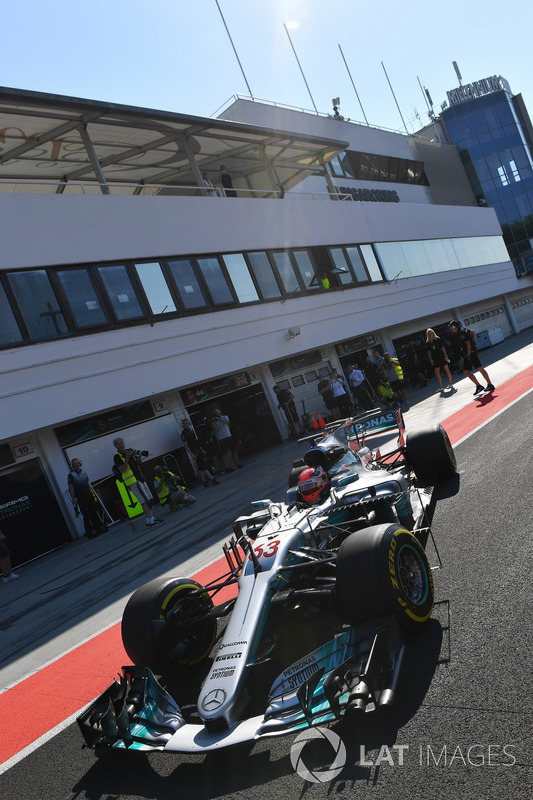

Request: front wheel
left=336, top=523, right=434, bottom=631
left=404, top=424, right=457, bottom=484
left=121, top=577, right=216, bottom=674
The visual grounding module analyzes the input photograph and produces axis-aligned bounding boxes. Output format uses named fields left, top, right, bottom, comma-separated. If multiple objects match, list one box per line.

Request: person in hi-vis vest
left=112, top=437, right=162, bottom=528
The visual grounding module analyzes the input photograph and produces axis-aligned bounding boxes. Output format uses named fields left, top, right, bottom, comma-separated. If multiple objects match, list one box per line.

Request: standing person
left=404, top=341, right=428, bottom=388
left=273, top=385, right=303, bottom=437
left=425, top=329, right=454, bottom=392
left=382, top=352, right=408, bottom=405
left=317, top=374, right=336, bottom=418
left=347, top=364, right=373, bottom=411
left=181, top=419, right=220, bottom=487
left=202, top=172, right=217, bottom=197
left=447, top=320, right=495, bottom=395
left=219, top=165, right=236, bottom=197
left=112, top=437, right=162, bottom=527
left=211, top=409, right=243, bottom=472
left=0, top=530, right=19, bottom=583
left=67, top=458, right=107, bottom=538
left=153, top=466, right=196, bottom=509
left=330, top=371, right=351, bottom=419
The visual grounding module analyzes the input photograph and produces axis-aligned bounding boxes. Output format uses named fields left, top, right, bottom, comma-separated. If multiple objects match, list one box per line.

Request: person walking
left=67, top=458, right=107, bottom=538
left=447, top=320, right=495, bottom=395
left=425, top=329, right=454, bottom=392
left=112, top=437, right=162, bottom=527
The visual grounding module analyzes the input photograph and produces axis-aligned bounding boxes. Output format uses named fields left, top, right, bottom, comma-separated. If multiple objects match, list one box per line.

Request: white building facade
left=0, top=88, right=531, bottom=556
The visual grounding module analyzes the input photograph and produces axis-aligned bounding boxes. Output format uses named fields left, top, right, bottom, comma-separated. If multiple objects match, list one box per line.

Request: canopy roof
left=0, top=87, right=348, bottom=195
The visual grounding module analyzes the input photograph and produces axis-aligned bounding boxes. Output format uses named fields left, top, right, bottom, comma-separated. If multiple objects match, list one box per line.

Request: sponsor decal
left=201, top=688, right=226, bottom=712
left=283, top=655, right=317, bottom=677
left=215, top=652, right=242, bottom=662
left=218, top=640, right=247, bottom=650
left=210, top=667, right=236, bottom=679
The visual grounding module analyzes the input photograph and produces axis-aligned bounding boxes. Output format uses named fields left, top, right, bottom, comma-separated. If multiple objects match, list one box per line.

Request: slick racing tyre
left=336, top=523, right=434, bottom=631
left=404, top=424, right=457, bottom=484
left=121, top=577, right=216, bottom=674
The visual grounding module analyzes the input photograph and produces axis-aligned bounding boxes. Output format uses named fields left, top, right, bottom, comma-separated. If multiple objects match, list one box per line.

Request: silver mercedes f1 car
left=78, top=409, right=456, bottom=754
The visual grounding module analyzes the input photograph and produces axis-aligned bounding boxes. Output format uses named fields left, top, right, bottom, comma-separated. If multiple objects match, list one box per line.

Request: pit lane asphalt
left=1, top=329, right=533, bottom=799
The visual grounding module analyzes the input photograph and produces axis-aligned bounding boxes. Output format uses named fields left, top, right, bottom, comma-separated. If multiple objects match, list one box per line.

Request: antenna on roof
left=338, top=44, right=369, bottom=125
left=417, top=76, right=435, bottom=120
left=452, top=60, right=463, bottom=86
left=214, top=0, right=254, bottom=98
left=381, top=62, right=409, bottom=134
left=284, top=23, right=318, bottom=113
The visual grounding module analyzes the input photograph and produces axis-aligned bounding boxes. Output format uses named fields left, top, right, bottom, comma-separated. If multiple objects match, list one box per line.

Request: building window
left=97, top=265, right=144, bottom=321
left=197, top=257, right=235, bottom=305
left=134, top=262, right=177, bottom=315
left=331, top=150, right=429, bottom=186
left=0, top=281, right=23, bottom=346
left=7, top=270, right=69, bottom=340
left=221, top=254, right=259, bottom=303
left=292, top=250, right=320, bottom=290
left=360, top=245, right=384, bottom=282
left=56, top=268, right=108, bottom=328
left=168, top=258, right=207, bottom=310
left=271, top=251, right=301, bottom=293
left=247, top=251, right=282, bottom=299
left=345, top=246, right=370, bottom=282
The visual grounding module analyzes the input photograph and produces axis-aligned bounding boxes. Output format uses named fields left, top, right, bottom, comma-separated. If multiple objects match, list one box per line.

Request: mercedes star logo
left=202, top=688, right=227, bottom=712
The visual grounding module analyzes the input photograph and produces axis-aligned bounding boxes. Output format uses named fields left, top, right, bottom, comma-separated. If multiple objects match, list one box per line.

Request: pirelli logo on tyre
left=388, top=529, right=433, bottom=624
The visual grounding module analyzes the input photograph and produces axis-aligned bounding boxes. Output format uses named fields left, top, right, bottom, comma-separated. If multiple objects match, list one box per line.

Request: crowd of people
left=309, top=320, right=495, bottom=421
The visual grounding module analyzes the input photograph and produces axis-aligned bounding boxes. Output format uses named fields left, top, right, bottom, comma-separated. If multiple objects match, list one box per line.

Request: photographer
left=153, top=466, right=196, bottom=509
left=112, top=437, right=162, bottom=528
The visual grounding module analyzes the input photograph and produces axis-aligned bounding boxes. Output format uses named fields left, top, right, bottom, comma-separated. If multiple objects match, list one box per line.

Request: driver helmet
left=298, top=466, right=330, bottom=505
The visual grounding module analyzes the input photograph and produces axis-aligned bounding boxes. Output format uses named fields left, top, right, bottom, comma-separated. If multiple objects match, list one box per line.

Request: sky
left=2, top=0, right=533, bottom=133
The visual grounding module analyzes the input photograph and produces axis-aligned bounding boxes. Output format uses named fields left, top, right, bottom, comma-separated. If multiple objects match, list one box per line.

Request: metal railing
left=0, top=177, right=353, bottom=201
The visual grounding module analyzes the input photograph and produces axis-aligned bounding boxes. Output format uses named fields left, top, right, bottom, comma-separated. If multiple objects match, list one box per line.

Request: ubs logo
left=202, top=688, right=226, bottom=712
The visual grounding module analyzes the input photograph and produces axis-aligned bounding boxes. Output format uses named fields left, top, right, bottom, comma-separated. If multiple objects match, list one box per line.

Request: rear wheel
left=121, top=577, right=216, bottom=674
left=336, top=523, right=434, bottom=631
left=404, top=425, right=456, bottom=483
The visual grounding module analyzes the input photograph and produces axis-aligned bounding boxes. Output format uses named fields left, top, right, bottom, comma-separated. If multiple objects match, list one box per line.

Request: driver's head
left=298, top=466, right=330, bottom=505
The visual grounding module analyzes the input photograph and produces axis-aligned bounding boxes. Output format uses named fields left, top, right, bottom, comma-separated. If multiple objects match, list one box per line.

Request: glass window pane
left=292, top=250, right=320, bottom=290
left=0, top=282, right=23, bottom=346
left=272, top=252, right=301, bottom=293
left=247, top=252, right=281, bottom=299
left=197, top=257, right=234, bottom=305
left=56, top=268, right=108, bottom=328
left=221, top=254, right=259, bottom=303
left=7, top=270, right=68, bottom=339
left=345, top=246, right=369, bottom=282
left=97, top=265, right=143, bottom=321
left=360, top=245, right=384, bottom=282
left=168, top=259, right=207, bottom=310
left=329, top=248, right=354, bottom=285
left=134, top=262, right=176, bottom=315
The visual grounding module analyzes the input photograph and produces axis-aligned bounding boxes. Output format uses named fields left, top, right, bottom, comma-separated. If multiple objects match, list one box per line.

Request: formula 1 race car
left=78, top=409, right=456, bottom=754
